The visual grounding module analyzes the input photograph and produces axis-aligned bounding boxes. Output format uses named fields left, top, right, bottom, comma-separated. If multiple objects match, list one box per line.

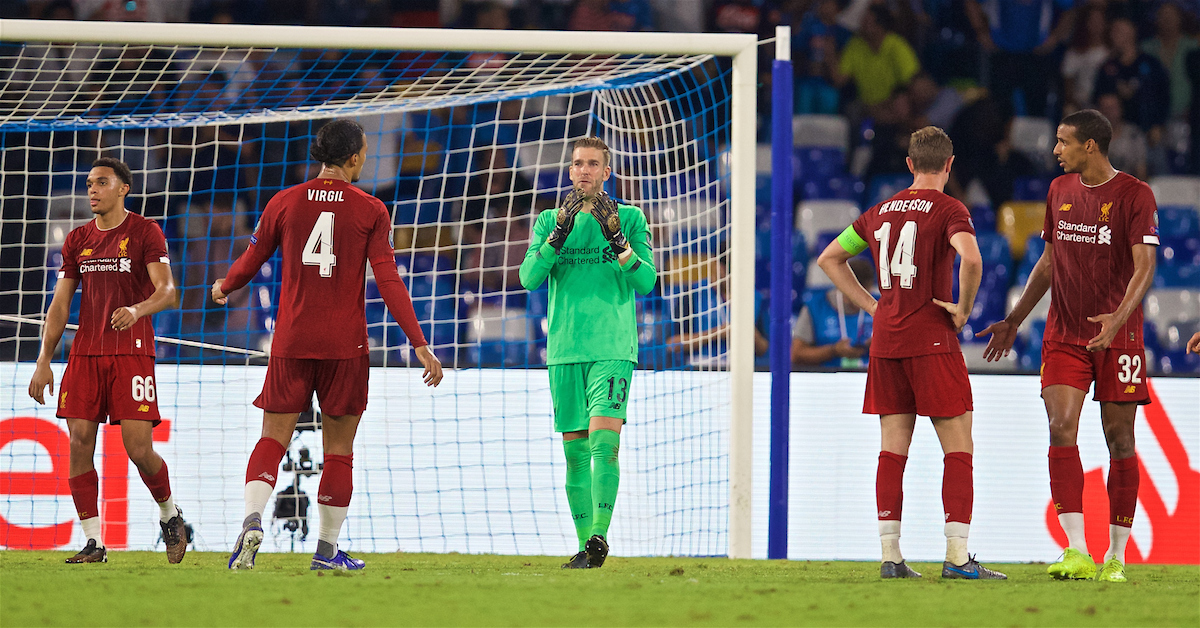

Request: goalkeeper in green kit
left=519, top=137, right=658, bottom=569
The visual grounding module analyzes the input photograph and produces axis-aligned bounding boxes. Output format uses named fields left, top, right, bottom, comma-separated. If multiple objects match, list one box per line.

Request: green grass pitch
left=2, top=551, right=1197, bottom=626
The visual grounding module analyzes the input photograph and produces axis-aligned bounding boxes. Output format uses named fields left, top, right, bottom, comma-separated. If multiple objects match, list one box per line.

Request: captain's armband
left=836, top=225, right=869, bottom=255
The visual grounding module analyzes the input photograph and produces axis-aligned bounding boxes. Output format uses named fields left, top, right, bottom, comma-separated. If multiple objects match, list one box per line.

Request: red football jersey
left=58, top=212, right=170, bottom=357
left=222, top=178, right=424, bottom=359
left=851, top=188, right=976, bottom=358
left=1041, top=172, right=1159, bottom=348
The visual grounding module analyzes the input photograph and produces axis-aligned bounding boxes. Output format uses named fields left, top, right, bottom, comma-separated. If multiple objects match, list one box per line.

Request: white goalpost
left=0, top=19, right=756, bottom=559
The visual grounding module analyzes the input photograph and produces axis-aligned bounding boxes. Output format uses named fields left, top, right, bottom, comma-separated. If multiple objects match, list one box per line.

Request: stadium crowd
left=3, top=0, right=1198, bottom=374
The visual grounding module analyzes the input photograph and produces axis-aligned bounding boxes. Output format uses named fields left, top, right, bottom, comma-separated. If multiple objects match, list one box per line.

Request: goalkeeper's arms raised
left=594, top=193, right=657, bottom=295
left=520, top=209, right=558, bottom=291
left=520, top=191, right=584, bottom=290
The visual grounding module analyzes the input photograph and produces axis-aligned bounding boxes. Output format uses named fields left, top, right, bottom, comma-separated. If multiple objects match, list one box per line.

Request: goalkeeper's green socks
left=589, top=429, right=621, bottom=538
left=563, top=437, right=593, bottom=551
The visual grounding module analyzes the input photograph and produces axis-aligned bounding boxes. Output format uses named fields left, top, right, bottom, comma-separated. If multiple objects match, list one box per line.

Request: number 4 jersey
left=221, top=177, right=426, bottom=359
left=850, top=188, right=975, bottom=358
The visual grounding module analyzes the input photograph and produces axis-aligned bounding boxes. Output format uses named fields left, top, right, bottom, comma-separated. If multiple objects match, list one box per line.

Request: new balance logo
left=878, top=510, right=891, bottom=518
left=1059, top=203, right=1072, bottom=212
left=257, top=472, right=276, bottom=483
left=318, top=495, right=333, bottom=503
left=1124, top=385, right=1137, bottom=394
left=1098, top=225, right=1112, bottom=245
left=137, top=404, right=150, bottom=412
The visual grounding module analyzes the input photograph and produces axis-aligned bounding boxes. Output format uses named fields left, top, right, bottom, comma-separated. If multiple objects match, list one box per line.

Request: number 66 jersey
left=850, top=188, right=976, bottom=358
left=221, top=177, right=425, bottom=359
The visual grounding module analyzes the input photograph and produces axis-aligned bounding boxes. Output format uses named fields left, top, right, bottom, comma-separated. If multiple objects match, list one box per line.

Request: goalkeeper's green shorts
left=547, top=360, right=634, bottom=432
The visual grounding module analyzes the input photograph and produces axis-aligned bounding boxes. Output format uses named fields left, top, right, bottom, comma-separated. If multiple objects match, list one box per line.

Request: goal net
left=0, top=21, right=756, bottom=557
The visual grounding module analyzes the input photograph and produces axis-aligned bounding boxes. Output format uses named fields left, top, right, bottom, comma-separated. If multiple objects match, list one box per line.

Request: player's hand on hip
left=28, top=363, right=54, bottom=405
left=1085, top=313, right=1119, bottom=352
left=592, top=192, right=629, bottom=254
left=932, top=298, right=969, bottom=332
left=211, top=278, right=229, bottom=305
left=110, top=306, right=139, bottom=331
left=975, top=319, right=1017, bottom=361
left=1187, top=331, right=1200, bottom=354
left=415, top=344, right=443, bottom=387
left=546, top=189, right=586, bottom=252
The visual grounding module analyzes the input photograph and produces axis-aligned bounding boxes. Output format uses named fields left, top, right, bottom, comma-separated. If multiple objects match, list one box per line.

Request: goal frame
left=0, top=18, right=757, bottom=559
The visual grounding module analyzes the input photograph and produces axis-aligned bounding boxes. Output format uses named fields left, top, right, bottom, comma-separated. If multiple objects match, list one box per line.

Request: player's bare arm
left=978, top=241, right=1054, bottom=360
left=211, top=277, right=230, bottom=305
left=111, top=261, right=176, bottom=331
left=414, top=345, right=444, bottom=387
left=817, top=239, right=878, bottom=317
left=1187, top=331, right=1200, bottom=354
left=28, top=276, right=80, bottom=405
left=933, top=231, right=982, bottom=332
left=1085, top=243, right=1156, bottom=352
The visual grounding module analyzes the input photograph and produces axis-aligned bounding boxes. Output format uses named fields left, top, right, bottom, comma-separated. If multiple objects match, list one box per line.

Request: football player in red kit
left=28, top=158, right=188, bottom=564
left=978, top=110, right=1158, bottom=583
left=213, top=119, right=442, bottom=571
left=819, top=127, right=1006, bottom=580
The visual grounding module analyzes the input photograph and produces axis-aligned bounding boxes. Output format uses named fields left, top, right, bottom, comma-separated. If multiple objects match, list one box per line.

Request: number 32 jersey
left=223, top=178, right=398, bottom=359
left=851, top=188, right=975, bottom=358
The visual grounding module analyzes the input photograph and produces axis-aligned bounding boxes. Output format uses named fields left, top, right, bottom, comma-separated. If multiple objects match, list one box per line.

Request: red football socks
left=1048, top=445, right=1084, bottom=514
left=318, top=454, right=354, bottom=508
left=68, top=469, right=100, bottom=521
left=876, top=451, right=907, bottom=521
left=139, top=459, right=172, bottom=502
left=942, top=452, right=974, bottom=524
left=245, top=437, right=287, bottom=487
left=1108, top=455, right=1140, bottom=527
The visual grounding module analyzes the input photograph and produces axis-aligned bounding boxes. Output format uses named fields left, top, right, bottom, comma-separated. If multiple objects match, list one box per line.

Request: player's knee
left=1105, top=432, right=1136, bottom=459
left=123, top=441, right=156, bottom=467
left=69, top=431, right=96, bottom=453
left=1047, top=415, right=1079, bottom=443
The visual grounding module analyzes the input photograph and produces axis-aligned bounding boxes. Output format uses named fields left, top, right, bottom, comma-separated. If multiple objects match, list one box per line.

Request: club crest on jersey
left=1059, top=203, right=1072, bottom=212
left=1099, top=202, right=1112, bottom=222
left=117, top=237, right=129, bottom=258
left=59, top=391, right=67, bottom=408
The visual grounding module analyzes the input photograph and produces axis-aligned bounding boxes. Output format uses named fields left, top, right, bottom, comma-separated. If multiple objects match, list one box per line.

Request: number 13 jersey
left=850, top=188, right=976, bottom=358
left=224, top=178, right=398, bottom=359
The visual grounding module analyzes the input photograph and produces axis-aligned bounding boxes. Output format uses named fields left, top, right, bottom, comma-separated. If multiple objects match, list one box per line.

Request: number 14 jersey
left=850, top=188, right=975, bottom=358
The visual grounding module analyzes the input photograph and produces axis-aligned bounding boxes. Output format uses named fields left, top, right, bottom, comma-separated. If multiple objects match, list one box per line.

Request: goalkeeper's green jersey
left=519, top=203, right=658, bottom=365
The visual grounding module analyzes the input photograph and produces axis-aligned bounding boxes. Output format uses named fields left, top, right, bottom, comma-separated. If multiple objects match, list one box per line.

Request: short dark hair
left=572, top=136, right=611, bottom=167
left=91, top=157, right=133, bottom=187
left=1060, top=109, right=1112, bottom=154
left=310, top=119, right=365, bottom=167
left=908, top=126, right=954, bottom=173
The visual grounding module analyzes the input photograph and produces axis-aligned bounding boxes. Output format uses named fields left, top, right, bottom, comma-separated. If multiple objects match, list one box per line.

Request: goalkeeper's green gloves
left=591, top=191, right=629, bottom=255
left=546, top=189, right=586, bottom=253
